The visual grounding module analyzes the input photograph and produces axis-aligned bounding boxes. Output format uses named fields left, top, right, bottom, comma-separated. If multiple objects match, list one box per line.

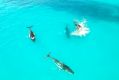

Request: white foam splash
left=71, top=19, right=90, bottom=37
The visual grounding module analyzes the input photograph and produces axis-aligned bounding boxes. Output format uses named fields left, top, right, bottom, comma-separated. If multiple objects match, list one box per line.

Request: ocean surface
left=0, top=0, right=119, bottom=80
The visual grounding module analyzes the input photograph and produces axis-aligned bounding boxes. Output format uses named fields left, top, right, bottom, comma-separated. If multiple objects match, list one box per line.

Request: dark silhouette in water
left=43, top=0, right=119, bottom=22
left=5, top=0, right=119, bottom=22
left=65, top=25, right=70, bottom=38
left=27, top=26, right=35, bottom=42
left=47, top=53, right=74, bottom=74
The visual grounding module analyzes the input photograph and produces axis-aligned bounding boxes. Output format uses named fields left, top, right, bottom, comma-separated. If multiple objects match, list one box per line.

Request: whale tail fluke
left=47, top=52, right=51, bottom=58
left=27, top=26, right=33, bottom=29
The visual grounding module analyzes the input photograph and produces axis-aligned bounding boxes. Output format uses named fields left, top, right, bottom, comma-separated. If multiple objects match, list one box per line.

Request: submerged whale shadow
left=44, top=0, right=119, bottom=23
left=3, top=0, right=119, bottom=22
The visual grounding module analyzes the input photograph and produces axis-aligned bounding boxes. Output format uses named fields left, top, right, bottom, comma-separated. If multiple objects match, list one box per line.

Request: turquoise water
left=0, top=0, right=119, bottom=80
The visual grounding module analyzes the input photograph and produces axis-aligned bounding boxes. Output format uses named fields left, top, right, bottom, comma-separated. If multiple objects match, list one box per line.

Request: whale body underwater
left=47, top=53, right=74, bottom=74
left=43, top=0, right=119, bottom=23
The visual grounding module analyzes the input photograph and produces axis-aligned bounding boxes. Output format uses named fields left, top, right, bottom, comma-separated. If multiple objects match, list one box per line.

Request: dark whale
left=27, top=26, right=35, bottom=42
left=65, top=25, right=70, bottom=38
left=43, top=0, right=119, bottom=23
